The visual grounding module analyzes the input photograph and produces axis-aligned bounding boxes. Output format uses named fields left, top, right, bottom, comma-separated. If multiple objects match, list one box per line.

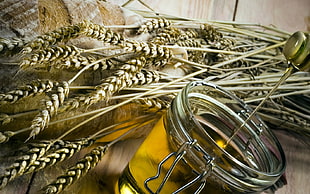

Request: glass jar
left=116, top=81, right=286, bottom=193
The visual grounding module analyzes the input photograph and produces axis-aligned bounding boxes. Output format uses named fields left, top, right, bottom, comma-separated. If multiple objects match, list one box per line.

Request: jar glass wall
left=117, top=81, right=286, bottom=194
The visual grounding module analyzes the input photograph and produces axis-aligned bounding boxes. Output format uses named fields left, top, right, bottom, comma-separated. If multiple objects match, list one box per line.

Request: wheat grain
left=0, top=114, right=13, bottom=125
left=0, top=131, right=15, bottom=144
left=44, top=145, right=108, bottom=194
left=0, top=37, right=27, bottom=55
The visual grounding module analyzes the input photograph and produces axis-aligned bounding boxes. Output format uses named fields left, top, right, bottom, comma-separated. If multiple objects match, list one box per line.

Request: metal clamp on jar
left=116, top=81, right=286, bottom=194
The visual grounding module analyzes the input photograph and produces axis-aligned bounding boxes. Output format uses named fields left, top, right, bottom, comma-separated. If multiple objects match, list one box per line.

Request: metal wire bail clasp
left=144, top=139, right=214, bottom=194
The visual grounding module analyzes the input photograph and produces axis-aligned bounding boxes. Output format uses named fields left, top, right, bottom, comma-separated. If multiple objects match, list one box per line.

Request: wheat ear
left=0, top=141, right=52, bottom=189
left=199, top=24, right=235, bottom=50
left=28, top=82, right=69, bottom=140
left=150, top=27, right=182, bottom=44
left=137, top=18, right=171, bottom=34
left=0, top=79, right=54, bottom=104
left=25, top=139, right=94, bottom=175
left=134, top=97, right=169, bottom=112
left=85, top=57, right=146, bottom=105
left=52, top=55, right=116, bottom=71
left=0, top=138, right=93, bottom=189
left=23, top=24, right=83, bottom=53
left=20, top=45, right=81, bottom=69
left=123, top=40, right=172, bottom=59
left=44, top=145, right=108, bottom=194
left=80, top=20, right=124, bottom=45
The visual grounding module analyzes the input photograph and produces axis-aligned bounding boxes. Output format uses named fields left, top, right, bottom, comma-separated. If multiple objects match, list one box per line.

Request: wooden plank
left=113, top=0, right=309, bottom=32
left=274, top=131, right=310, bottom=194
left=235, top=0, right=310, bottom=32
left=208, top=0, right=236, bottom=21
left=117, top=0, right=213, bottom=19
left=115, top=0, right=236, bottom=21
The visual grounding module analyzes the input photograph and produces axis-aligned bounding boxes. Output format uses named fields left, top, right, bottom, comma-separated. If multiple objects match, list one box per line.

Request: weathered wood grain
left=275, top=131, right=310, bottom=194
left=235, top=0, right=310, bottom=32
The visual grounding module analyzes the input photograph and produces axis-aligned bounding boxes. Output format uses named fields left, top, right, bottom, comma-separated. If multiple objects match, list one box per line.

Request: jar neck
left=164, top=81, right=286, bottom=192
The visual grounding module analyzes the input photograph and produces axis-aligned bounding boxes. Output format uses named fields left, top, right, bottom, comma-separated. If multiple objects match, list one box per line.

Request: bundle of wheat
left=0, top=0, right=309, bottom=193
